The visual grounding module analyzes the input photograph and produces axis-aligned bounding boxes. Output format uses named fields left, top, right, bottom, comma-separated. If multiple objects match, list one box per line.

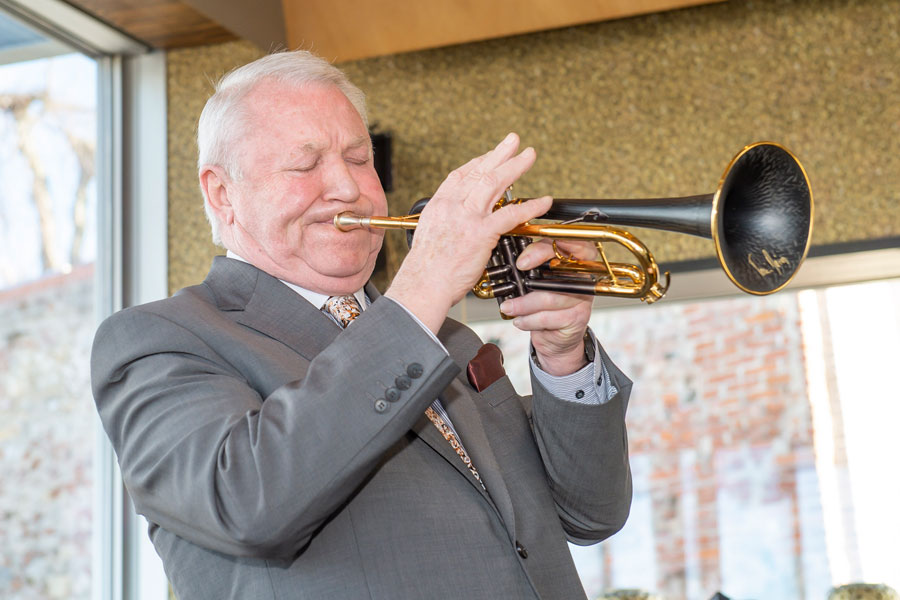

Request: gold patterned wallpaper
left=167, top=0, right=899, bottom=294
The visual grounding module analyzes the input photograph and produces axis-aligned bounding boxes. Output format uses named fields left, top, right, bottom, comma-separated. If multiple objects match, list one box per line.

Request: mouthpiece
left=333, top=212, right=369, bottom=231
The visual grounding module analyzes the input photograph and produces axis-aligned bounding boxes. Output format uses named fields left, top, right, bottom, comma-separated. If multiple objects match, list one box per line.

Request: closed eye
left=291, top=160, right=319, bottom=172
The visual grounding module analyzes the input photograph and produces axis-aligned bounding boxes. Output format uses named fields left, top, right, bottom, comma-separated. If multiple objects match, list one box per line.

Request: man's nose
left=322, top=157, right=360, bottom=202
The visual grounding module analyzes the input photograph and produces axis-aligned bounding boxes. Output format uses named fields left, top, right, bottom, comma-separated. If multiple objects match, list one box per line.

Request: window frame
left=95, top=52, right=170, bottom=600
left=0, top=1, right=169, bottom=598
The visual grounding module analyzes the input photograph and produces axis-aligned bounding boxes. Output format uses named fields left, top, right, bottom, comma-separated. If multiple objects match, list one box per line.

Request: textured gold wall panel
left=168, top=42, right=263, bottom=293
left=168, top=0, right=899, bottom=294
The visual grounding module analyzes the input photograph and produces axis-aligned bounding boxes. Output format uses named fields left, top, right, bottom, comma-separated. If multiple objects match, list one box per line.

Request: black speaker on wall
left=370, top=130, right=393, bottom=192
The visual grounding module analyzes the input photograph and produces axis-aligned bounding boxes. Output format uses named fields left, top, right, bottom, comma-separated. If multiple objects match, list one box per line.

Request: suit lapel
left=204, top=256, right=340, bottom=360
left=410, top=375, right=516, bottom=533
left=440, top=378, right=517, bottom=535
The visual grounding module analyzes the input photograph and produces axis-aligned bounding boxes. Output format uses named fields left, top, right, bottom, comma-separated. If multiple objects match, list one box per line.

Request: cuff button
left=374, top=399, right=389, bottom=413
left=407, top=363, right=424, bottom=378
left=385, top=387, right=401, bottom=402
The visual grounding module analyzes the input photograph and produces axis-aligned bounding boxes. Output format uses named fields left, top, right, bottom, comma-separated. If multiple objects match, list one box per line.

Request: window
left=0, top=19, right=98, bottom=596
left=0, top=2, right=165, bottom=598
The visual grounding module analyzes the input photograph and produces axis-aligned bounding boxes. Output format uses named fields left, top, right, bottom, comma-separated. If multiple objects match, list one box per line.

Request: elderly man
left=91, top=51, right=632, bottom=599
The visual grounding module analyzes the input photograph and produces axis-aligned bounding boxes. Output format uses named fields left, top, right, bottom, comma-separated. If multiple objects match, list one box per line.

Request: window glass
left=0, top=14, right=98, bottom=597
left=469, top=277, right=900, bottom=599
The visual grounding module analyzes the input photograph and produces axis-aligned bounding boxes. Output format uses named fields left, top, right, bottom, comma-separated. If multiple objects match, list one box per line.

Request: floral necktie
left=323, top=295, right=362, bottom=328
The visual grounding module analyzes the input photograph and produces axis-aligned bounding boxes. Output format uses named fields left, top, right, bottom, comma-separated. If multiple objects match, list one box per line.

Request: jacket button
left=395, top=375, right=411, bottom=390
left=407, top=363, right=423, bottom=378
left=385, top=387, right=401, bottom=402
left=515, top=541, right=528, bottom=559
left=374, top=399, right=388, bottom=413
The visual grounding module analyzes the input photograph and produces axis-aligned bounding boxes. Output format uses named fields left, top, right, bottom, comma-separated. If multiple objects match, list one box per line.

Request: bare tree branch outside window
left=0, top=55, right=96, bottom=290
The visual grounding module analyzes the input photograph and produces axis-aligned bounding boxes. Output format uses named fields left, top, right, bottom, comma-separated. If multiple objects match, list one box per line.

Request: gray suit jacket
left=91, top=256, right=632, bottom=600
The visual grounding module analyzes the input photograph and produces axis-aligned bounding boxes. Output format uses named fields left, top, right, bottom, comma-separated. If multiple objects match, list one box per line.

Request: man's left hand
left=498, top=239, right=595, bottom=377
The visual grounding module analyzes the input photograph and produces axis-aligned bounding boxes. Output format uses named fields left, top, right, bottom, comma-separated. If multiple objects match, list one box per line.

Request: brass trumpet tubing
left=506, top=222, right=637, bottom=240
left=525, top=278, right=634, bottom=297
left=548, top=258, right=644, bottom=284
left=517, top=226, right=666, bottom=301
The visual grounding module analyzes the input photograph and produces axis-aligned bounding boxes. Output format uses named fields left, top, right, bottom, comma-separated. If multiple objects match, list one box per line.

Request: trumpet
left=334, top=142, right=813, bottom=309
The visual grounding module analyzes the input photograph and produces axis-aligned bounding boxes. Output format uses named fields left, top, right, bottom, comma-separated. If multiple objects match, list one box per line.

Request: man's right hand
left=385, top=133, right=552, bottom=334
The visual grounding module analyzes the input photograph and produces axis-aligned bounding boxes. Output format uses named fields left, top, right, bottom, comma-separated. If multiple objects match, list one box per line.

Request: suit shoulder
left=96, top=282, right=217, bottom=331
left=91, top=282, right=224, bottom=370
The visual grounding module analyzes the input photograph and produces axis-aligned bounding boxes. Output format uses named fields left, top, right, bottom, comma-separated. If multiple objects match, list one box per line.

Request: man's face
left=220, top=81, right=387, bottom=294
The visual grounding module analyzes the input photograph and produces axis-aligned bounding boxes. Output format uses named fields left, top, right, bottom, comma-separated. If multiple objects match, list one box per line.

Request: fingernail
left=502, top=132, right=516, bottom=144
left=499, top=300, right=512, bottom=313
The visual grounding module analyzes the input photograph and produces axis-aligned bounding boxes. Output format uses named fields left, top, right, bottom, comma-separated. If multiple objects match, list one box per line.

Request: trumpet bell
left=713, top=142, right=813, bottom=295
left=540, top=141, right=813, bottom=295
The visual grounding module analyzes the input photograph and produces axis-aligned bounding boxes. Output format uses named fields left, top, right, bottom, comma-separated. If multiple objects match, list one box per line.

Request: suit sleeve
left=91, top=297, right=458, bottom=558
left=527, top=342, right=633, bottom=545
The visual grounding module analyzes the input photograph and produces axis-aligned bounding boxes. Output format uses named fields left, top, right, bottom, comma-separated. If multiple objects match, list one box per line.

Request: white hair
left=197, top=51, right=369, bottom=246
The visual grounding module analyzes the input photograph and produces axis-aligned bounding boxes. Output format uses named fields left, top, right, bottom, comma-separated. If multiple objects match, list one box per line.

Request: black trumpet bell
left=543, top=142, right=814, bottom=295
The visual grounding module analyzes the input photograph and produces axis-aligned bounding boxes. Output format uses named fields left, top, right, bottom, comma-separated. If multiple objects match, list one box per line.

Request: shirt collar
left=225, top=251, right=367, bottom=310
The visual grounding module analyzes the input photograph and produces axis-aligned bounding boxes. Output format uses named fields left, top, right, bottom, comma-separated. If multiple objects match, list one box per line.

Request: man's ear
left=199, top=165, right=235, bottom=227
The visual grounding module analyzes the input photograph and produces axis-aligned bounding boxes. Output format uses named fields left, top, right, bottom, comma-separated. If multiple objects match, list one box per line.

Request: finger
left=456, top=146, right=536, bottom=217
left=499, top=289, right=589, bottom=318
left=509, top=304, right=587, bottom=333
left=515, top=239, right=556, bottom=270
left=487, top=194, right=552, bottom=234
left=554, top=239, right=598, bottom=259
left=463, top=132, right=521, bottom=180
left=515, top=238, right=597, bottom=270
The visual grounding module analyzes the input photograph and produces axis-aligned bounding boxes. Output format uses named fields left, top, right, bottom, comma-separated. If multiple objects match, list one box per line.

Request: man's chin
left=304, top=256, right=377, bottom=293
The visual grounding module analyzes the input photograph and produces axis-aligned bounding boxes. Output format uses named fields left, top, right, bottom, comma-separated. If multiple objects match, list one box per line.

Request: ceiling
left=59, top=0, right=724, bottom=62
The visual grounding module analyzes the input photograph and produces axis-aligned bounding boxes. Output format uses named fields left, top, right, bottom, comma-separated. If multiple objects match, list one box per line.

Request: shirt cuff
left=530, top=329, right=618, bottom=405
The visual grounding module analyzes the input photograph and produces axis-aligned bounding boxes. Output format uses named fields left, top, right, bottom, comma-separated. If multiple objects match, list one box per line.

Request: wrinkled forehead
left=244, top=79, right=361, bottom=125
left=226, top=80, right=370, bottom=171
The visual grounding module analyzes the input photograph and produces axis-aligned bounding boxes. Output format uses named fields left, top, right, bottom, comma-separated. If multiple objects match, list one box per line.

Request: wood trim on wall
left=283, top=0, right=725, bottom=62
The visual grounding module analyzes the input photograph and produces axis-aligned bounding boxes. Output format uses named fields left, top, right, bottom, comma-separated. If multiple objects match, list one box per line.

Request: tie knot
left=324, top=295, right=362, bottom=328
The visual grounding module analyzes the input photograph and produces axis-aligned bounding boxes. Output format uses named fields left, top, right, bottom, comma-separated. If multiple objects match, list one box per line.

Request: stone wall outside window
left=0, top=265, right=94, bottom=599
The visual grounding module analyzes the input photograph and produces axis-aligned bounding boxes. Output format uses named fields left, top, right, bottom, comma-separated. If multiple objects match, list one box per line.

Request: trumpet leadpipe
left=333, top=212, right=419, bottom=232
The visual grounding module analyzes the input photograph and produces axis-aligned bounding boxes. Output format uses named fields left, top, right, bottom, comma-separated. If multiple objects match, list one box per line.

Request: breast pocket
left=482, top=376, right=520, bottom=408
